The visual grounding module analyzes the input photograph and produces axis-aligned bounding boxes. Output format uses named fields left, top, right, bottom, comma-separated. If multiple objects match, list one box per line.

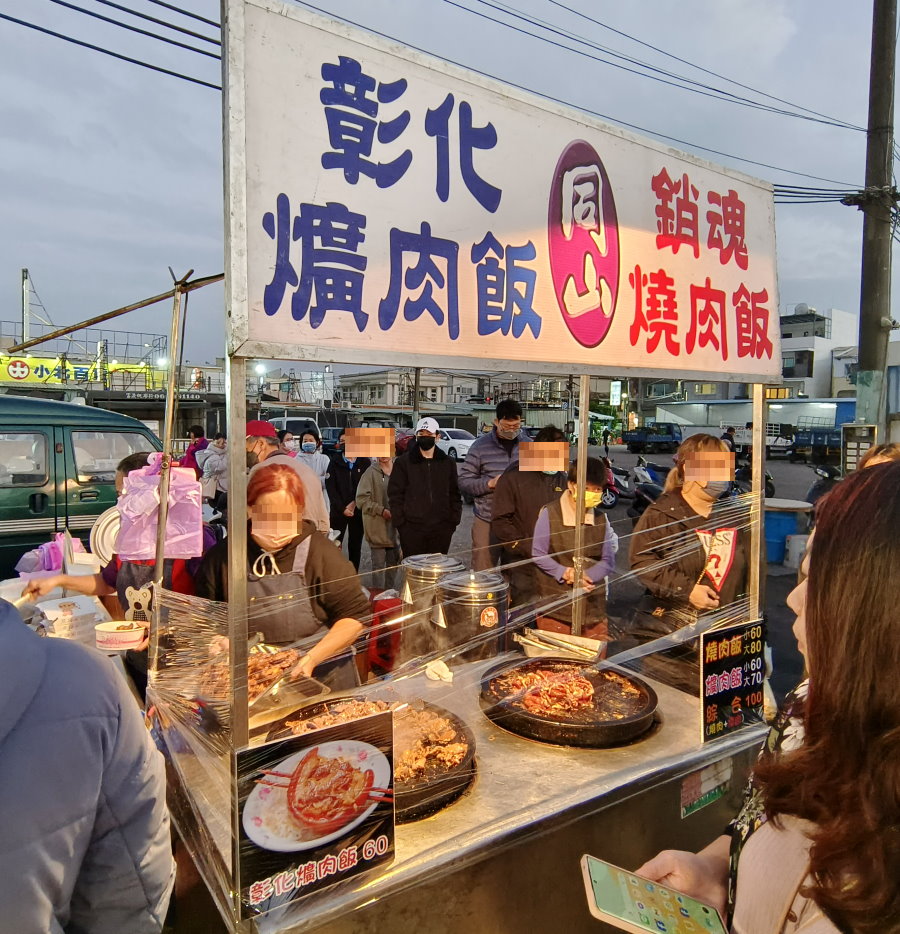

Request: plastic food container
left=95, top=621, right=147, bottom=651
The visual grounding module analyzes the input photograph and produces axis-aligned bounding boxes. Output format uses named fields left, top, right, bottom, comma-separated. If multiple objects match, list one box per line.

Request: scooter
left=634, top=454, right=672, bottom=487
left=627, top=481, right=664, bottom=526
left=804, top=464, right=841, bottom=531
left=733, top=455, right=776, bottom=498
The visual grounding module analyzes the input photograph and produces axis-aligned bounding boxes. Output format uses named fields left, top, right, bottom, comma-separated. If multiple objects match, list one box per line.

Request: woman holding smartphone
left=637, top=461, right=900, bottom=933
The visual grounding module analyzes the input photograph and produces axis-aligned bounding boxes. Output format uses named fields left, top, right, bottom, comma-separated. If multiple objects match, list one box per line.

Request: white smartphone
left=580, top=854, right=728, bottom=934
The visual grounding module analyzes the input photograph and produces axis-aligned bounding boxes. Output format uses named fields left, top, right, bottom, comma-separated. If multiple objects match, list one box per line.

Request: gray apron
left=247, top=535, right=359, bottom=691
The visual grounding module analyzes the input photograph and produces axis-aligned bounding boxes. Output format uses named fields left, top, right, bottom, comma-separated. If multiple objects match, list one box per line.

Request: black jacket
left=325, top=453, right=371, bottom=520
left=491, top=465, right=568, bottom=558
left=629, top=490, right=749, bottom=606
left=387, top=444, right=462, bottom=531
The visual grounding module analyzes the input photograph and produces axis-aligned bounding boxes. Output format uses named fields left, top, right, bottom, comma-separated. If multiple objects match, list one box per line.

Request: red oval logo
left=548, top=141, right=620, bottom=347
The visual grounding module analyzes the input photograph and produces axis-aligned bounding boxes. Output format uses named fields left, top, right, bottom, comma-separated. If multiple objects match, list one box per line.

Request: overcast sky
left=0, top=0, right=892, bottom=366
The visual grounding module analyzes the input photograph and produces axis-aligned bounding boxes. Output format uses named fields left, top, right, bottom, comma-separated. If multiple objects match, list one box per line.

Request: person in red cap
left=245, top=420, right=330, bottom=531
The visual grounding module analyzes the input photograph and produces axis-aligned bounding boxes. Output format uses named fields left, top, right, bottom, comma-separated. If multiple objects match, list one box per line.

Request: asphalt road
left=348, top=445, right=809, bottom=701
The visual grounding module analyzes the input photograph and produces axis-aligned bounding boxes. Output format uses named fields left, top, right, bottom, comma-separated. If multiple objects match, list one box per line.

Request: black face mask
left=417, top=436, right=436, bottom=451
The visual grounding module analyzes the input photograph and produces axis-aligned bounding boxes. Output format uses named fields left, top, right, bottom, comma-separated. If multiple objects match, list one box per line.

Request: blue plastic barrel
left=765, top=510, right=801, bottom=564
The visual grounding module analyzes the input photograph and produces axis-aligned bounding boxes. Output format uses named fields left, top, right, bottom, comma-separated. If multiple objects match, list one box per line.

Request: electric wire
left=0, top=12, right=222, bottom=90
left=140, top=0, right=220, bottom=29
left=45, top=0, right=220, bottom=59
left=447, top=0, right=863, bottom=132
left=90, top=0, right=220, bottom=45
left=541, top=0, right=863, bottom=131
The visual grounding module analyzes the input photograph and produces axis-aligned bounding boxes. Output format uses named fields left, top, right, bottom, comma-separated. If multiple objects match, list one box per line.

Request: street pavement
left=348, top=445, right=808, bottom=701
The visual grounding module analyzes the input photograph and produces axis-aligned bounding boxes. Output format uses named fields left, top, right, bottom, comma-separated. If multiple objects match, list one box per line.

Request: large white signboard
left=225, top=0, right=781, bottom=380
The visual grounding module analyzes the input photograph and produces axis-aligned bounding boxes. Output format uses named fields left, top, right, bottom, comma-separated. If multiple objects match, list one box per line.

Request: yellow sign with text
left=0, top=356, right=166, bottom=388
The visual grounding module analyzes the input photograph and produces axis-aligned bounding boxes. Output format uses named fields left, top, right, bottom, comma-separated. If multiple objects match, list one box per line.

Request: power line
left=140, top=0, right=220, bottom=29
left=448, top=0, right=863, bottom=133
left=46, top=0, right=219, bottom=59
left=291, top=0, right=861, bottom=187
left=0, top=12, right=221, bottom=90
left=90, top=0, right=220, bottom=45
left=542, top=0, right=862, bottom=131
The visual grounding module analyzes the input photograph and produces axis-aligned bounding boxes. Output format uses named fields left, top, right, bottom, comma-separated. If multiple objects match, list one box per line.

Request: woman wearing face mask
left=277, top=429, right=297, bottom=457
left=296, top=429, right=331, bottom=513
left=194, top=464, right=368, bottom=688
left=623, top=433, right=748, bottom=693
left=531, top=458, right=617, bottom=641
left=637, top=463, right=900, bottom=933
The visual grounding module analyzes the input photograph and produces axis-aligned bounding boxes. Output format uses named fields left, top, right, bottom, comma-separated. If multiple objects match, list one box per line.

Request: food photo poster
left=236, top=711, right=395, bottom=918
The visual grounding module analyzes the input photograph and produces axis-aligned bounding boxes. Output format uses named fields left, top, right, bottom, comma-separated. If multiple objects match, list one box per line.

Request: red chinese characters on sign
left=687, top=278, right=728, bottom=360
left=734, top=285, right=773, bottom=359
left=652, top=169, right=700, bottom=258
left=628, top=265, right=680, bottom=355
left=707, top=189, right=749, bottom=269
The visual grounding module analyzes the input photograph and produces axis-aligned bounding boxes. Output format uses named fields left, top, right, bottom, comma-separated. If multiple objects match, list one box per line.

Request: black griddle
left=480, top=656, right=658, bottom=748
left=266, top=698, right=476, bottom=823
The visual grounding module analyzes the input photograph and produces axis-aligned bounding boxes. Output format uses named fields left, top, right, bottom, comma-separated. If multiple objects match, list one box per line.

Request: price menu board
left=699, top=620, right=765, bottom=743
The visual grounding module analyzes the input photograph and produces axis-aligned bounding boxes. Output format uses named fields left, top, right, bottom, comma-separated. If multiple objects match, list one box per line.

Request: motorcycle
left=733, top=454, right=776, bottom=498
left=804, top=464, right=841, bottom=531
left=627, top=481, right=664, bottom=526
left=598, top=459, right=634, bottom=510
left=634, top=454, right=672, bottom=487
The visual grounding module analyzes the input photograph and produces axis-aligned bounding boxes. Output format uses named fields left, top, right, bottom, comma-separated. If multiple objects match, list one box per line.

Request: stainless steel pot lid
left=438, top=569, right=509, bottom=597
left=400, top=553, right=466, bottom=580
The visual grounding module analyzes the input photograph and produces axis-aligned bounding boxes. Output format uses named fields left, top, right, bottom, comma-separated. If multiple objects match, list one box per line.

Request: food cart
left=146, top=1, right=782, bottom=930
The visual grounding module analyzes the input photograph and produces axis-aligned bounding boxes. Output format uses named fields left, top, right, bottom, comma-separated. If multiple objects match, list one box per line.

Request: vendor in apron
left=194, top=463, right=368, bottom=690
left=531, top=458, right=618, bottom=642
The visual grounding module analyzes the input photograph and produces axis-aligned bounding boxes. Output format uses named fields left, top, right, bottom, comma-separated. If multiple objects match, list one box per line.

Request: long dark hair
left=753, top=461, right=900, bottom=931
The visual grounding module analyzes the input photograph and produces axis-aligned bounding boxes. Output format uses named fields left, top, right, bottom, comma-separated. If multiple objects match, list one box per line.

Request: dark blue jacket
left=457, top=428, right=528, bottom=521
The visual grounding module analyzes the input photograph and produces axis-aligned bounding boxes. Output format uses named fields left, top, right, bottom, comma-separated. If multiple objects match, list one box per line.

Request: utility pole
left=411, top=366, right=421, bottom=426
left=853, top=0, right=898, bottom=440
left=21, top=268, right=30, bottom=344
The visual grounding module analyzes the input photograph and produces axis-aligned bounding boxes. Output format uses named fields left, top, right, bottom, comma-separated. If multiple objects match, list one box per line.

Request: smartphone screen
left=581, top=855, right=727, bottom=934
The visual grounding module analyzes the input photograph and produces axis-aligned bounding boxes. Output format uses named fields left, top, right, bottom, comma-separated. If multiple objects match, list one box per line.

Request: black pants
left=332, top=510, right=364, bottom=570
left=398, top=524, right=453, bottom=558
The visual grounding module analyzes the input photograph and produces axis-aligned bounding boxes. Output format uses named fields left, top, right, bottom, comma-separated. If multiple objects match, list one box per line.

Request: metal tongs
left=247, top=642, right=330, bottom=714
left=514, top=628, right=600, bottom=660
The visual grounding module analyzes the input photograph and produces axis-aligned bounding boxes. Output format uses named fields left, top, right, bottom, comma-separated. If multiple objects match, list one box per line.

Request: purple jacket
left=457, top=428, right=528, bottom=522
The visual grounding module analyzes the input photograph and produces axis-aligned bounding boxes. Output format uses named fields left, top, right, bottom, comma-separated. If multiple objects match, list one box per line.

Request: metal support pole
left=748, top=384, right=766, bottom=620
left=153, top=281, right=187, bottom=584
left=21, top=268, right=30, bottom=345
left=412, top=366, right=421, bottom=425
left=227, top=354, right=250, bottom=750
left=571, top=374, right=591, bottom=636
left=855, top=0, right=897, bottom=441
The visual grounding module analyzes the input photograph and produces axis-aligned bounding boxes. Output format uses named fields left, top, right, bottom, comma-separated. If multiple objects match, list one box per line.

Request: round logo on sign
left=7, top=360, right=30, bottom=380
left=479, top=606, right=499, bottom=629
left=548, top=140, right=620, bottom=348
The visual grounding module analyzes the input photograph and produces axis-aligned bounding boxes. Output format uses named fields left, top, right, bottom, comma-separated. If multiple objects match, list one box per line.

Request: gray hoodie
left=0, top=599, right=174, bottom=933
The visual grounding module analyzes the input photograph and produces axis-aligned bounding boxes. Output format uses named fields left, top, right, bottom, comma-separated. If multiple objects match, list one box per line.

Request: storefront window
left=0, top=432, right=46, bottom=487
left=72, top=431, right=153, bottom=482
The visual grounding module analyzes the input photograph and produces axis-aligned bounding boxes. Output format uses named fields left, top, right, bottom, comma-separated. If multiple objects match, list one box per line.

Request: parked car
left=435, top=428, right=476, bottom=460
left=395, top=428, right=415, bottom=454
left=318, top=426, right=344, bottom=454
left=0, top=397, right=162, bottom=577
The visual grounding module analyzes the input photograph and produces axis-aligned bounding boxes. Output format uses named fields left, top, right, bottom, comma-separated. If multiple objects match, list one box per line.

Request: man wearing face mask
left=531, top=458, right=617, bottom=641
left=388, top=417, right=462, bottom=558
left=622, top=433, right=749, bottom=693
left=491, top=425, right=569, bottom=610
left=246, top=421, right=330, bottom=532
left=458, top=399, right=528, bottom=570
left=325, top=432, right=371, bottom=571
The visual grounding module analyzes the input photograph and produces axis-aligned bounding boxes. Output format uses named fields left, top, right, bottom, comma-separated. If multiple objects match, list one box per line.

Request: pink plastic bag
left=116, top=452, right=203, bottom=560
left=15, top=532, right=85, bottom=574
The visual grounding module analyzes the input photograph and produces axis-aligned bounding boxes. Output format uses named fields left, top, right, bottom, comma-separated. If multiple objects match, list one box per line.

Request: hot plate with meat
left=284, top=699, right=470, bottom=789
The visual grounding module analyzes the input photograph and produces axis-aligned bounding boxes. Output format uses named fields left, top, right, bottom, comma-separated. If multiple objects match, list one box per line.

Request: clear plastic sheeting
left=148, top=488, right=767, bottom=931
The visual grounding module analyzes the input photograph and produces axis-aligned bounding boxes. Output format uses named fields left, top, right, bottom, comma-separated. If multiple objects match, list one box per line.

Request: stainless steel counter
left=257, top=653, right=767, bottom=934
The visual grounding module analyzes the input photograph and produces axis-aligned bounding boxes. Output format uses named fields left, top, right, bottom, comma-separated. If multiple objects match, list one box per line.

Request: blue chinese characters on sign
left=320, top=56, right=412, bottom=188
left=425, top=93, right=501, bottom=212
left=378, top=222, right=460, bottom=340
left=262, top=194, right=369, bottom=331
left=471, top=233, right=541, bottom=337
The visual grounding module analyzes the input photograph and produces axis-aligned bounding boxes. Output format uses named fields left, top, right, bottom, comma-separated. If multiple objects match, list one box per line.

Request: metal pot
left=397, top=553, right=466, bottom=665
left=436, top=570, right=509, bottom=663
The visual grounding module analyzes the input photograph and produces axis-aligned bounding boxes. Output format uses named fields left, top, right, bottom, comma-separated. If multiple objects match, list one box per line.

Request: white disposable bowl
left=95, top=621, right=146, bottom=651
